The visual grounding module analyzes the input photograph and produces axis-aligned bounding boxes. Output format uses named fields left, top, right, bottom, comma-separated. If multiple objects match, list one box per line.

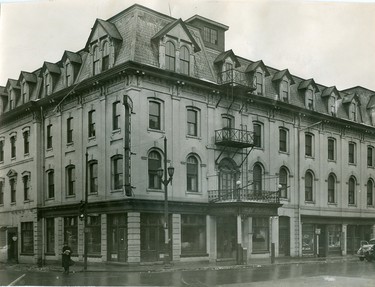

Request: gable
left=85, top=19, right=122, bottom=49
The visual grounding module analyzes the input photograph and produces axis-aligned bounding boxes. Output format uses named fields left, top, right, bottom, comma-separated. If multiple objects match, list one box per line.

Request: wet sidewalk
left=0, top=255, right=359, bottom=273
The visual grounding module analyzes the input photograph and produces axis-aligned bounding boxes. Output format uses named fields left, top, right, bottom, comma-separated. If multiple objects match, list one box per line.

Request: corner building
left=0, top=4, right=374, bottom=265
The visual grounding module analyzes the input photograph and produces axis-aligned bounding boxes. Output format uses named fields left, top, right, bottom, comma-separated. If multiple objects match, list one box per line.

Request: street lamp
left=157, top=137, right=175, bottom=265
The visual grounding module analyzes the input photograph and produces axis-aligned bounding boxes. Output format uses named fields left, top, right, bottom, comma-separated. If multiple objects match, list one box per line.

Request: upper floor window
left=10, top=178, right=16, bottom=203
left=328, top=174, right=335, bottom=204
left=348, top=176, right=356, bottom=205
left=328, top=138, right=336, bottom=161
left=112, top=155, right=123, bottom=190
left=348, top=142, right=356, bottom=164
left=253, top=122, right=262, bottom=148
left=329, top=96, right=337, bottom=116
left=203, top=27, right=218, bottom=45
left=44, top=73, right=52, bottom=96
left=149, top=101, right=161, bottom=130
left=148, top=151, right=161, bottom=189
left=0, top=140, right=4, bottom=162
left=305, top=133, right=313, bottom=157
left=222, top=114, right=234, bottom=129
left=280, top=80, right=289, bottom=102
left=10, top=135, right=16, bottom=159
left=187, top=108, right=198, bottom=136
left=367, top=179, right=374, bottom=206
left=180, top=46, right=190, bottom=75
left=0, top=180, right=3, bottom=205
left=350, top=102, right=358, bottom=122
left=255, top=71, right=263, bottom=95
left=112, top=101, right=120, bottom=131
left=93, top=46, right=100, bottom=76
left=279, top=167, right=288, bottom=199
left=67, top=117, right=73, bottom=144
left=46, top=124, right=52, bottom=149
left=88, top=110, right=96, bottom=138
left=23, top=131, right=29, bottom=155
left=66, top=165, right=75, bottom=196
left=368, top=146, right=374, bottom=167
left=306, top=89, right=314, bottom=110
left=279, top=128, right=288, bottom=152
left=65, top=62, right=73, bottom=86
left=89, top=161, right=98, bottom=194
left=22, top=82, right=29, bottom=103
left=305, top=171, right=313, bottom=202
left=253, top=163, right=263, bottom=196
left=187, top=155, right=198, bottom=192
left=47, top=170, right=54, bottom=199
left=165, top=41, right=176, bottom=72
left=23, top=174, right=30, bottom=201
left=102, top=42, right=110, bottom=72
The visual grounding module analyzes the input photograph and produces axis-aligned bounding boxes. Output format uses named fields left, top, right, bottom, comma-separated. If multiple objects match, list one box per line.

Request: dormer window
left=350, top=102, right=357, bottom=121
left=255, top=71, right=264, bottom=95
left=65, top=62, right=73, bottom=86
left=44, top=73, right=52, bottom=96
left=165, top=41, right=176, bottom=72
left=272, top=69, right=295, bottom=103
left=9, top=89, right=15, bottom=110
left=180, top=46, right=190, bottom=75
left=102, top=41, right=110, bottom=71
left=22, top=81, right=29, bottom=103
left=203, top=27, right=218, bottom=45
left=329, top=96, right=337, bottom=116
left=306, top=89, right=314, bottom=110
left=93, top=46, right=100, bottom=76
left=280, top=80, right=289, bottom=102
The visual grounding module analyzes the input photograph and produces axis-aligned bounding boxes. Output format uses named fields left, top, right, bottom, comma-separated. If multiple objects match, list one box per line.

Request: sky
left=0, top=0, right=374, bottom=91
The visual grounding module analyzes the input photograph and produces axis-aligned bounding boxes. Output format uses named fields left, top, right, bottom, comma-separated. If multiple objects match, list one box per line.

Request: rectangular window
left=87, top=215, right=101, bottom=254
left=47, top=124, right=52, bottom=149
left=368, top=146, right=374, bottom=167
left=67, top=166, right=75, bottom=196
left=23, top=176, right=30, bottom=201
left=328, top=138, right=335, bottom=161
left=48, top=171, right=54, bottom=198
left=306, top=89, right=314, bottom=110
left=46, top=218, right=55, bottom=254
left=22, top=82, right=28, bottom=103
left=0, top=181, right=4, bottom=205
left=89, top=162, right=98, bottom=193
left=187, top=109, right=198, bottom=136
left=23, top=131, right=29, bottom=155
left=252, top=218, right=269, bottom=252
left=45, top=74, right=52, bottom=96
left=203, top=27, right=218, bottom=45
left=305, top=134, right=313, bottom=157
left=0, top=140, right=4, bottom=161
left=253, top=124, right=262, bottom=148
left=64, top=217, right=78, bottom=253
left=280, top=80, right=289, bottom=102
left=21, top=222, right=34, bottom=254
left=88, top=110, right=96, bottom=137
left=67, top=117, right=73, bottom=143
left=181, top=215, right=206, bottom=255
left=112, top=102, right=120, bottom=130
left=279, top=129, right=287, bottom=152
left=349, top=142, right=356, bottom=164
left=10, top=136, right=16, bottom=158
left=102, top=55, right=109, bottom=72
left=149, top=101, right=161, bottom=130
left=10, top=178, right=16, bottom=203
left=255, top=72, right=263, bottom=95
left=113, top=157, right=123, bottom=190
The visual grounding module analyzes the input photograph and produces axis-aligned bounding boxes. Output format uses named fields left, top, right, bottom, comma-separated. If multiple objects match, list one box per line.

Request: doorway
left=7, top=228, right=18, bottom=263
left=279, top=216, right=290, bottom=256
left=140, top=213, right=165, bottom=262
left=217, top=216, right=236, bottom=259
left=107, top=214, right=127, bottom=262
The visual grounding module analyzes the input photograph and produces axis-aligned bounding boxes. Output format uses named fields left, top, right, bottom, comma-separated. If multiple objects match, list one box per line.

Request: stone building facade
left=0, top=4, right=374, bottom=265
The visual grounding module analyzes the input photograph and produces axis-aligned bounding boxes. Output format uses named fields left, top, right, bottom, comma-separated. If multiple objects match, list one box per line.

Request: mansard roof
left=214, top=50, right=241, bottom=68
left=19, top=71, right=37, bottom=83
left=62, top=51, right=82, bottom=64
left=272, top=69, right=295, bottom=84
left=245, top=60, right=270, bottom=76
left=40, top=62, right=61, bottom=75
left=185, top=14, right=229, bottom=30
left=367, top=95, right=375, bottom=109
left=321, top=86, right=340, bottom=98
left=151, top=18, right=201, bottom=52
left=298, top=78, right=319, bottom=92
left=85, top=18, right=122, bottom=49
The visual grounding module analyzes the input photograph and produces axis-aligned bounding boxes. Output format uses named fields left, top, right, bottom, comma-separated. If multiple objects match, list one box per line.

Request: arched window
left=328, top=174, right=335, bottom=203
left=22, top=173, right=30, bottom=201
left=180, top=46, right=189, bottom=75
left=165, top=41, right=175, bottom=71
left=367, top=179, right=374, bottom=206
left=148, top=151, right=161, bottom=189
left=66, top=165, right=76, bottom=196
left=219, top=158, right=237, bottom=191
left=102, top=41, right=109, bottom=71
left=93, top=46, right=100, bottom=75
left=187, top=155, right=198, bottom=192
left=112, top=156, right=123, bottom=190
left=305, top=171, right=313, bottom=202
left=279, top=167, right=288, bottom=199
left=253, top=163, right=263, bottom=196
left=89, top=160, right=98, bottom=194
left=348, top=176, right=356, bottom=205
left=47, top=170, right=54, bottom=199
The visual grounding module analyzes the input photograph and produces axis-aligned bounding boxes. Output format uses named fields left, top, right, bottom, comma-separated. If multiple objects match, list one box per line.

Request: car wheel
left=359, top=257, right=365, bottom=261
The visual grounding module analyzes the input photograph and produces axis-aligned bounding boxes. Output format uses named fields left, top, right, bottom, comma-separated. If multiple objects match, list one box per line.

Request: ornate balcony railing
left=208, top=189, right=280, bottom=204
left=215, top=128, right=254, bottom=148
left=217, top=69, right=255, bottom=89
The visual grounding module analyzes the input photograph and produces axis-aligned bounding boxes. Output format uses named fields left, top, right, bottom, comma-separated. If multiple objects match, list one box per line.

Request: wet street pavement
left=1, top=261, right=375, bottom=286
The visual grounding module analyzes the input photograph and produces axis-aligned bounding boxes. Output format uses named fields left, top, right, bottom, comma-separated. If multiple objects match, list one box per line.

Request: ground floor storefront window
left=87, top=215, right=101, bottom=255
left=21, top=222, right=33, bottom=254
left=140, top=213, right=165, bottom=262
left=64, top=216, right=78, bottom=254
left=46, top=218, right=55, bottom=254
left=328, top=225, right=341, bottom=254
left=181, top=214, right=206, bottom=256
left=302, top=224, right=314, bottom=255
left=252, top=217, right=269, bottom=253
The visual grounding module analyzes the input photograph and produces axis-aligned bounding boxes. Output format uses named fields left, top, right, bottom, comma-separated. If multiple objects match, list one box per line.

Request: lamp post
left=156, top=137, right=174, bottom=265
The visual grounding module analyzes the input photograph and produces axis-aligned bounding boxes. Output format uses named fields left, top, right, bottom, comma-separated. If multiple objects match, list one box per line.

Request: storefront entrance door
left=140, top=213, right=165, bottom=262
left=108, top=214, right=127, bottom=262
left=7, top=228, right=18, bottom=263
left=217, top=216, right=236, bottom=259
left=279, top=216, right=290, bottom=256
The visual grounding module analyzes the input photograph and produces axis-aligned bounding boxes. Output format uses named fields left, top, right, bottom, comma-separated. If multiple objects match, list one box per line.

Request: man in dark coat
left=62, top=242, right=72, bottom=274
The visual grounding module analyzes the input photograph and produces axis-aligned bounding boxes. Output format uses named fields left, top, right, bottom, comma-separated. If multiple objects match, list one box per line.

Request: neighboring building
left=0, top=4, right=374, bottom=265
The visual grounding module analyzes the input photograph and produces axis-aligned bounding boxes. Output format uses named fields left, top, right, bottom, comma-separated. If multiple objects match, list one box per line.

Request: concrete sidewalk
left=0, top=255, right=359, bottom=273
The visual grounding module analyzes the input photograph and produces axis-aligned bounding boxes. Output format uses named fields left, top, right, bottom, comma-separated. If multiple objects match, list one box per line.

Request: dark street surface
left=1, top=261, right=375, bottom=286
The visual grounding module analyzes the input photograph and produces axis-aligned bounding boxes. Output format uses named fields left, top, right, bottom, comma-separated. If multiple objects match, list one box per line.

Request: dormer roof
left=62, top=51, right=82, bottom=64
left=185, top=14, right=229, bottom=31
left=321, top=86, right=340, bottom=98
left=152, top=18, right=201, bottom=52
left=342, top=93, right=360, bottom=105
left=0, top=86, right=7, bottom=97
left=40, top=62, right=61, bottom=75
left=85, top=18, right=122, bottom=49
left=298, top=78, right=320, bottom=92
left=6, top=79, right=20, bottom=90
left=19, top=71, right=37, bottom=83
left=245, top=60, right=270, bottom=76
left=272, top=69, right=295, bottom=84
left=214, top=50, right=241, bottom=68
left=367, top=95, right=375, bottom=109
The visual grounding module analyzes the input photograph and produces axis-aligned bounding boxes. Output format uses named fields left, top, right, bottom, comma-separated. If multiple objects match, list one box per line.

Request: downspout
left=123, top=94, right=132, bottom=196
left=40, top=105, right=46, bottom=265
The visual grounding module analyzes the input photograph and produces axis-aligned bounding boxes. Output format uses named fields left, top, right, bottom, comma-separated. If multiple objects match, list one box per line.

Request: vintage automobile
left=357, top=238, right=375, bottom=261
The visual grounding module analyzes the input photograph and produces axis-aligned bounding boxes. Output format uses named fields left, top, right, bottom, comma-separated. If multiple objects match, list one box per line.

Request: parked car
left=357, top=238, right=375, bottom=261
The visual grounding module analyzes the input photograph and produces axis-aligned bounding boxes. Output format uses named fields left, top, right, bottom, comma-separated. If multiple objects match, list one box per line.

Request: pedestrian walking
left=62, top=242, right=72, bottom=274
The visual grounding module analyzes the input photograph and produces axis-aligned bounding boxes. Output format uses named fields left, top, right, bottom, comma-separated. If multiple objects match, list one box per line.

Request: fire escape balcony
left=215, top=128, right=254, bottom=148
left=208, top=189, right=280, bottom=204
left=217, top=69, right=255, bottom=91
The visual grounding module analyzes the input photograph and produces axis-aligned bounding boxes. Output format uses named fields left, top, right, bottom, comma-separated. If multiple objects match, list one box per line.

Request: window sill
left=88, top=136, right=96, bottom=141
left=348, top=204, right=357, bottom=207
left=24, top=153, right=30, bottom=157
left=23, top=200, right=32, bottom=203
left=280, top=197, right=289, bottom=202
left=278, top=150, right=289, bottom=155
left=66, top=142, right=74, bottom=146
left=147, top=188, right=163, bottom=193
left=348, top=163, right=357, bottom=166
left=87, top=254, right=102, bottom=258
left=111, top=189, right=123, bottom=193
left=328, top=159, right=336, bottom=163
left=367, top=205, right=374, bottom=208
left=304, top=201, right=315, bottom=204
left=45, top=197, right=55, bottom=201
left=147, top=128, right=164, bottom=134
left=328, top=202, right=337, bottom=206
left=10, top=202, right=16, bottom=205
left=20, top=253, right=34, bottom=256
left=11, top=157, right=16, bottom=161
left=112, top=129, right=121, bottom=134
left=88, top=192, right=98, bottom=196
left=186, top=191, right=203, bottom=195
left=305, top=155, right=314, bottom=159
left=66, top=194, right=76, bottom=198
left=186, top=135, right=201, bottom=140
left=253, top=146, right=263, bottom=150
left=46, top=147, right=53, bottom=152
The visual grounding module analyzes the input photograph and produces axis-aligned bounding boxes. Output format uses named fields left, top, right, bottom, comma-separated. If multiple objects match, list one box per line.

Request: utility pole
left=84, top=151, right=88, bottom=271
